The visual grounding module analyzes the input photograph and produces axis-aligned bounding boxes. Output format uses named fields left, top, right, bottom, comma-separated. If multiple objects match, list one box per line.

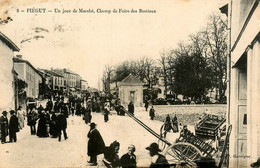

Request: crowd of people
left=1, top=94, right=193, bottom=168
left=26, top=96, right=69, bottom=141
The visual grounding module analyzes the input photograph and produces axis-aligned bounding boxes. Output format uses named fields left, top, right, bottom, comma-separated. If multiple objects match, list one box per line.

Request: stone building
left=221, top=1, right=260, bottom=167
left=13, top=56, right=43, bottom=99
left=118, top=74, right=143, bottom=107
left=0, top=31, right=19, bottom=111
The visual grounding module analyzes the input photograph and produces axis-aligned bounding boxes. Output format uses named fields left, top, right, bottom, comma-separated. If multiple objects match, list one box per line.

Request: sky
left=0, top=0, right=227, bottom=89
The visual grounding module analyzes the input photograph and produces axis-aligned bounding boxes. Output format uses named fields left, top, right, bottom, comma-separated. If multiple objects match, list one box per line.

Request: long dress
left=49, top=113, right=58, bottom=138
left=36, top=113, right=49, bottom=137
left=17, top=109, right=25, bottom=129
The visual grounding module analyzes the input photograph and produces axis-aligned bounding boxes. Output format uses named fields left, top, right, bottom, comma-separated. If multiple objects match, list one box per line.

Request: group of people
left=161, top=114, right=179, bottom=138
left=0, top=110, right=20, bottom=144
left=87, top=122, right=169, bottom=168
left=27, top=96, right=68, bottom=141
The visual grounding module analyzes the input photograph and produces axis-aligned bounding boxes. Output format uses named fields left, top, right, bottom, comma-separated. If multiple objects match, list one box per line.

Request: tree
left=102, top=65, right=114, bottom=95
left=172, top=51, right=213, bottom=100
left=203, top=14, right=228, bottom=103
left=17, top=79, right=27, bottom=104
left=159, top=51, right=168, bottom=98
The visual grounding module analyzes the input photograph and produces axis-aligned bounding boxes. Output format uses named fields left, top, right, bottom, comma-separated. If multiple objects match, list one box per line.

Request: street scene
left=0, top=0, right=260, bottom=168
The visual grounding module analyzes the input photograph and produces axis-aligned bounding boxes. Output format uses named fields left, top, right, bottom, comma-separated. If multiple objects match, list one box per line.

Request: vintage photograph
left=0, top=0, right=259, bottom=167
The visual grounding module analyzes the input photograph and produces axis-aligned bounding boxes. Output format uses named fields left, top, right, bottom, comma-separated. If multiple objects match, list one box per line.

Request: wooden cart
left=124, top=109, right=231, bottom=168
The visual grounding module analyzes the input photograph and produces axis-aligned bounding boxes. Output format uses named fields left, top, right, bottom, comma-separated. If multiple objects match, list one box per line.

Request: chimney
left=16, top=55, right=22, bottom=59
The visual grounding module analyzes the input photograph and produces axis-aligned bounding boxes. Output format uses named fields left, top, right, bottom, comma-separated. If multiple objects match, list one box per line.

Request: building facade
left=118, top=74, right=143, bottom=107
left=0, top=31, right=19, bottom=111
left=223, top=1, right=260, bottom=167
left=80, top=79, right=88, bottom=90
left=13, top=56, right=42, bottom=99
left=53, top=68, right=77, bottom=90
left=44, top=69, right=65, bottom=91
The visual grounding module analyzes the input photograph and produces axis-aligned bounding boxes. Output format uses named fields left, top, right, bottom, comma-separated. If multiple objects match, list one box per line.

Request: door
left=130, top=91, right=135, bottom=104
left=236, top=67, right=247, bottom=167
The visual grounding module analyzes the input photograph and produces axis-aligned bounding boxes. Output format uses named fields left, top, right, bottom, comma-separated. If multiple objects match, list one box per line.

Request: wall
left=0, top=40, right=15, bottom=111
left=119, top=85, right=143, bottom=107
left=14, top=63, right=25, bottom=80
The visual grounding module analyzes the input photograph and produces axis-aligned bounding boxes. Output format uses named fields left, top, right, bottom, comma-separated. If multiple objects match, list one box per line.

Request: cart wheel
left=163, top=142, right=202, bottom=168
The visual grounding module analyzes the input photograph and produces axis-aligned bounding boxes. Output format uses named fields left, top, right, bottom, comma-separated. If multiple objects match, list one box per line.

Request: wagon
left=195, top=114, right=226, bottom=140
left=124, top=109, right=232, bottom=168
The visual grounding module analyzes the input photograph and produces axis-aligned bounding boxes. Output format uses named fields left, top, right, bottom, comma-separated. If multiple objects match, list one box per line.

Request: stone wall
left=152, top=104, right=226, bottom=126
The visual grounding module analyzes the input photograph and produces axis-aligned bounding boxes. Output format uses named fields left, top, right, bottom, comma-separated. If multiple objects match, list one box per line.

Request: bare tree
left=159, top=51, right=168, bottom=98
left=102, top=65, right=114, bottom=95
left=203, top=14, right=228, bottom=102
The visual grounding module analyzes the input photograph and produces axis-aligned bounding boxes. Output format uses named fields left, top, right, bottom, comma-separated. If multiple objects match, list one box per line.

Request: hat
left=145, top=143, right=161, bottom=152
left=9, top=110, right=15, bottom=115
left=2, top=111, right=7, bottom=115
left=90, top=122, right=96, bottom=127
left=251, top=157, right=260, bottom=167
left=128, top=144, right=136, bottom=152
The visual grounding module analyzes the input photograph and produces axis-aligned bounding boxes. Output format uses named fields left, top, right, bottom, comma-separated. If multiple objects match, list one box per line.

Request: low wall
left=153, top=104, right=227, bottom=126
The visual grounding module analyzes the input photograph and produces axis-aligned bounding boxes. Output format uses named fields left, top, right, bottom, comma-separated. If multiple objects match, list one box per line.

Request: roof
left=13, top=57, right=42, bottom=77
left=219, top=4, right=228, bottom=16
left=37, top=69, right=52, bottom=77
left=119, top=74, right=143, bottom=86
left=0, top=31, right=20, bottom=51
left=80, top=79, right=87, bottom=82
left=43, top=69, right=64, bottom=77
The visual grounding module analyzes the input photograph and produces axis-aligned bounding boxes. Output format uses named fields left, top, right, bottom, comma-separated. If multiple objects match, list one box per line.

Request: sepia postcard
left=0, top=0, right=259, bottom=168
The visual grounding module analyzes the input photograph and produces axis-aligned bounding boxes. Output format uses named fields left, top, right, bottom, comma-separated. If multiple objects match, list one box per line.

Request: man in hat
left=9, top=110, right=19, bottom=143
left=87, top=122, right=105, bottom=166
left=251, top=157, right=260, bottom=168
left=0, top=111, right=9, bottom=144
left=145, top=142, right=169, bottom=168
left=120, top=144, right=137, bottom=168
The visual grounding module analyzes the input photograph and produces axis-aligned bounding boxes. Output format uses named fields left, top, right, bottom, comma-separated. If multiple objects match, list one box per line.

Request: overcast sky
left=1, top=0, right=227, bottom=88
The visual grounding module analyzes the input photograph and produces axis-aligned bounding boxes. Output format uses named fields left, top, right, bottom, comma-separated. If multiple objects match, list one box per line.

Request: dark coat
left=149, top=108, right=155, bottom=118
left=128, top=103, right=134, bottom=114
left=87, top=129, right=105, bottom=156
left=0, top=116, right=8, bottom=137
left=150, top=154, right=169, bottom=168
left=27, top=110, right=37, bottom=126
left=9, top=115, right=19, bottom=134
left=49, top=113, right=58, bottom=137
left=120, top=153, right=137, bottom=168
left=103, top=146, right=120, bottom=168
left=46, top=100, right=53, bottom=112
left=56, top=113, right=67, bottom=130
left=36, top=113, right=49, bottom=137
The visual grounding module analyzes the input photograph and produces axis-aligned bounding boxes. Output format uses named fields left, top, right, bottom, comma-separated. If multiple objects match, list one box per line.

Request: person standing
left=57, top=97, right=68, bottom=141
left=0, top=111, right=8, bottom=144
left=36, top=111, right=49, bottom=137
left=144, top=100, right=149, bottom=112
left=46, top=97, right=53, bottom=113
left=87, top=122, right=105, bottom=166
left=149, top=106, right=155, bottom=120
left=145, top=143, right=169, bottom=168
left=27, top=108, right=37, bottom=135
left=120, top=144, right=137, bottom=168
left=9, top=110, right=19, bottom=143
left=49, top=111, right=58, bottom=138
left=128, top=102, right=134, bottom=115
left=172, top=114, right=179, bottom=133
left=104, top=100, right=110, bottom=122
